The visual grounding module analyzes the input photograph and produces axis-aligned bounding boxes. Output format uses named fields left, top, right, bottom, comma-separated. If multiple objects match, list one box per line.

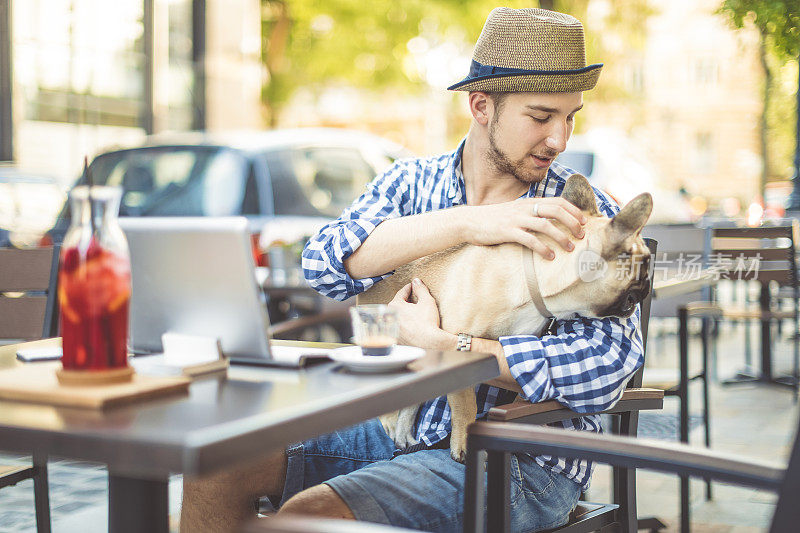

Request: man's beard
left=487, top=116, right=554, bottom=184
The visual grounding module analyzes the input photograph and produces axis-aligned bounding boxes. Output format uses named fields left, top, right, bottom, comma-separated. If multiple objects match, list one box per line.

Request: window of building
left=12, top=0, right=194, bottom=130
left=625, top=62, right=645, bottom=94
left=692, top=58, right=719, bottom=86
left=13, top=0, right=145, bottom=127
left=692, top=132, right=715, bottom=174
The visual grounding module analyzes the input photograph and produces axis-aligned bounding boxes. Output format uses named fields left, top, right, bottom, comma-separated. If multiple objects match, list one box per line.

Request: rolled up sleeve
left=498, top=307, right=644, bottom=414
left=302, top=162, right=412, bottom=301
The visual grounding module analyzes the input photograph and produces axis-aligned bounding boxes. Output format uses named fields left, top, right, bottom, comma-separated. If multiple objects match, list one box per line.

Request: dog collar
left=522, top=246, right=558, bottom=336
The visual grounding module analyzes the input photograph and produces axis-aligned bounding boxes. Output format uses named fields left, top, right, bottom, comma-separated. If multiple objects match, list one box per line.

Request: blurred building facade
left=586, top=0, right=764, bottom=207
left=0, top=0, right=263, bottom=185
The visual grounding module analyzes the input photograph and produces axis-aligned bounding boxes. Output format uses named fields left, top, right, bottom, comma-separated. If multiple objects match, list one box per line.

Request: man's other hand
left=388, top=278, right=454, bottom=350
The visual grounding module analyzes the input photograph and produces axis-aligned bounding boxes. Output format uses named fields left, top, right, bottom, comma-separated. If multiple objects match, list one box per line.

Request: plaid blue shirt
left=302, top=140, right=644, bottom=491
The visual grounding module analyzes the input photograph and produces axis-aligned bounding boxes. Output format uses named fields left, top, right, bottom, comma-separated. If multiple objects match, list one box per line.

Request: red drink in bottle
left=59, top=240, right=130, bottom=369
left=58, top=185, right=131, bottom=374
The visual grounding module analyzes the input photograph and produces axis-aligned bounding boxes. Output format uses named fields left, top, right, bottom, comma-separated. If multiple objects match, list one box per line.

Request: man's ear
left=561, top=174, right=600, bottom=216
left=469, top=92, right=490, bottom=126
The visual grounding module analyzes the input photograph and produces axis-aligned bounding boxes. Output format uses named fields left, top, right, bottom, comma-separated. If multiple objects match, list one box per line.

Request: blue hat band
left=468, top=59, right=602, bottom=79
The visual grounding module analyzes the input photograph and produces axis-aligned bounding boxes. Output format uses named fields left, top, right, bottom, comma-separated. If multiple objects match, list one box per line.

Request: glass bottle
left=58, top=186, right=131, bottom=371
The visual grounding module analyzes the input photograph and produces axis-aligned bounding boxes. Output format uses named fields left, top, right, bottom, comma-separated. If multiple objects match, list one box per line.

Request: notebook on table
left=120, top=216, right=333, bottom=368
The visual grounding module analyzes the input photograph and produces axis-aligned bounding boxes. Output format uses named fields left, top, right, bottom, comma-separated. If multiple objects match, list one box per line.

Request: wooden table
left=0, top=338, right=499, bottom=533
left=652, top=275, right=716, bottom=300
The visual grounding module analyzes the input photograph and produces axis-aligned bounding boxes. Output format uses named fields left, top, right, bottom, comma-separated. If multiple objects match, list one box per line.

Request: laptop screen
left=120, top=217, right=274, bottom=361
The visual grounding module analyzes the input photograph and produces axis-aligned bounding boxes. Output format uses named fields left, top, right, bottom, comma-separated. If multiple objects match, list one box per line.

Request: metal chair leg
left=794, top=311, right=799, bottom=402
left=680, top=476, right=690, bottom=533
left=701, top=318, right=712, bottom=500
left=32, top=453, right=50, bottom=533
left=744, top=317, right=753, bottom=372
left=679, top=308, right=691, bottom=533
left=486, top=451, right=510, bottom=533
left=615, top=411, right=639, bottom=532
left=464, top=444, right=486, bottom=533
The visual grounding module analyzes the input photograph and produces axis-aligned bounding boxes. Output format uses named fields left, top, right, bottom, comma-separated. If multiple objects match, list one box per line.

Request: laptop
left=120, top=216, right=330, bottom=367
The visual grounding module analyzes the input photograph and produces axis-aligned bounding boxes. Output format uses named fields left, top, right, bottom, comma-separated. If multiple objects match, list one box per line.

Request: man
left=182, top=8, right=643, bottom=533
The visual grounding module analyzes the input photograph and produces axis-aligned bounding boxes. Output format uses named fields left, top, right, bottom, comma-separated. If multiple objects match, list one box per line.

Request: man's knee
left=278, top=484, right=355, bottom=520
left=183, top=450, right=287, bottom=502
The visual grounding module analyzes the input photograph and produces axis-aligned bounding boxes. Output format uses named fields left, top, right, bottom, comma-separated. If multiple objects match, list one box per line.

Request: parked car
left=0, top=167, right=67, bottom=247
left=43, top=128, right=412, bottom=263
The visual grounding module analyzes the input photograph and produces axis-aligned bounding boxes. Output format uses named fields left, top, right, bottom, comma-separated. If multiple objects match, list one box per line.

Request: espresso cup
left=349, top=305, right=399, bottom=356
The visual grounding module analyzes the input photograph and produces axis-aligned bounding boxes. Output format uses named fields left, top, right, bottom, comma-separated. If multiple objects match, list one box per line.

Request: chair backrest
left=642, top=223, right=706, bottom=264
left=629, top=237, right=657, bottom=388
left=642, top=223, right=709, bottom=318
left=0, top=246, right=60, bottom=340
left=710, top=222, right=799, bottom=289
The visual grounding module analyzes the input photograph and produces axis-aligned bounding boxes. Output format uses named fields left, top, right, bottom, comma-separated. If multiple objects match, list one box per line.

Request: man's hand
left=461, top=197, right=587, bottom=260
left=388, top=278, right=455, bottom=351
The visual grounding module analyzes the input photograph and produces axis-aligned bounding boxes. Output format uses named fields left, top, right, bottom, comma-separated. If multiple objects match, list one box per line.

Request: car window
left=265, top=146, right=374, bottom=218
left=91, top=147, right=228, bottom=216
left=200, top=150, right=247, bottom=216
left=263, top=150, right=321, bottom=217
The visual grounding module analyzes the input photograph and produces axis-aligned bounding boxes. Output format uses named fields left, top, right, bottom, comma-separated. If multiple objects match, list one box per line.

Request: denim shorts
left=280, top=418, right=581, bottom=533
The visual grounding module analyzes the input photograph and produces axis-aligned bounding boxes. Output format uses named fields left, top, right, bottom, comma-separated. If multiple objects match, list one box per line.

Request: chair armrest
left=468, top=421, right=784, bottom=491
left=487, top=388, right=664, bottom=425
left=240, top=516, right=420, bottom=533
left=268, top=309, right=351, bottom=338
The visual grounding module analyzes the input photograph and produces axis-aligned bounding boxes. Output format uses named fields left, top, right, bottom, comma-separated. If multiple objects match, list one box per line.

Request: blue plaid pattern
left=302, top=139, right=644, bottom=491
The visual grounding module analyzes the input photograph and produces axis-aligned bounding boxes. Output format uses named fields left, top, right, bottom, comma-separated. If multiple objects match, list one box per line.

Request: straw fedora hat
left=447, top=7, right=602, bottom=93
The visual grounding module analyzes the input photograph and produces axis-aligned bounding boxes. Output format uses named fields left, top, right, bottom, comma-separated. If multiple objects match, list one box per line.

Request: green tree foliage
left=718, top=0, right=799, bottom=58
left=718, top=0, right=800, bottom=187
left=260, top=0, right=652, bottom=126
left=261, top=0, right=528, bottom=124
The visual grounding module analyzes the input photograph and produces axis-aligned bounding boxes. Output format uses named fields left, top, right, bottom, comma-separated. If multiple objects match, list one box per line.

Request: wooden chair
left=0, top=245, right=59, bottom=533
left=464, top=409, right=797, bottom=533
left=709, top=223, right=800, bottom=396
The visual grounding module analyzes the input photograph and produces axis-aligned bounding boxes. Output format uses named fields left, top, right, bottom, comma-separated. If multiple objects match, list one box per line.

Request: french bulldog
left=358, top=174, right=653, bottom=462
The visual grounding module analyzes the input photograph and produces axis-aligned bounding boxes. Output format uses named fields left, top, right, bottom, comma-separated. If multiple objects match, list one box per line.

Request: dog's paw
left=450, top=444, right=467, bottom=463
left=393, top=425, right=418, bottom=449
left=449, top=433, right=468, bottom=464
left=391, top=406, right=419, bottom=449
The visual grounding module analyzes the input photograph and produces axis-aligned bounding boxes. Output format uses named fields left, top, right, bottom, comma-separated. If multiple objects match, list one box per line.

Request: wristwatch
left=456, top=333, right=473, bottom=352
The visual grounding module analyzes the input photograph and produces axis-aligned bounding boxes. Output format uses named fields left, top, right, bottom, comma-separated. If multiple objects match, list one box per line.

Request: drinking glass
left=349, top=305, right=399, bottom=356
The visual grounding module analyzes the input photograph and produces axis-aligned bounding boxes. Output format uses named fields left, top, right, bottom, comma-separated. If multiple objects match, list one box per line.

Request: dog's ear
left=603, top=192, right=653, bottom=256
left=561, top=174, right=600, bottom=217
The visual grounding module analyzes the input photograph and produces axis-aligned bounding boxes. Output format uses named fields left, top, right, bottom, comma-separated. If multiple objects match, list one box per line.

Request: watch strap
left=456, top=333, right=473, bottom=351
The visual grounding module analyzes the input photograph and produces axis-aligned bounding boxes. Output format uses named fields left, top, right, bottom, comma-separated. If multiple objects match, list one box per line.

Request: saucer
left=328, top=345, right=426, bottom=373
